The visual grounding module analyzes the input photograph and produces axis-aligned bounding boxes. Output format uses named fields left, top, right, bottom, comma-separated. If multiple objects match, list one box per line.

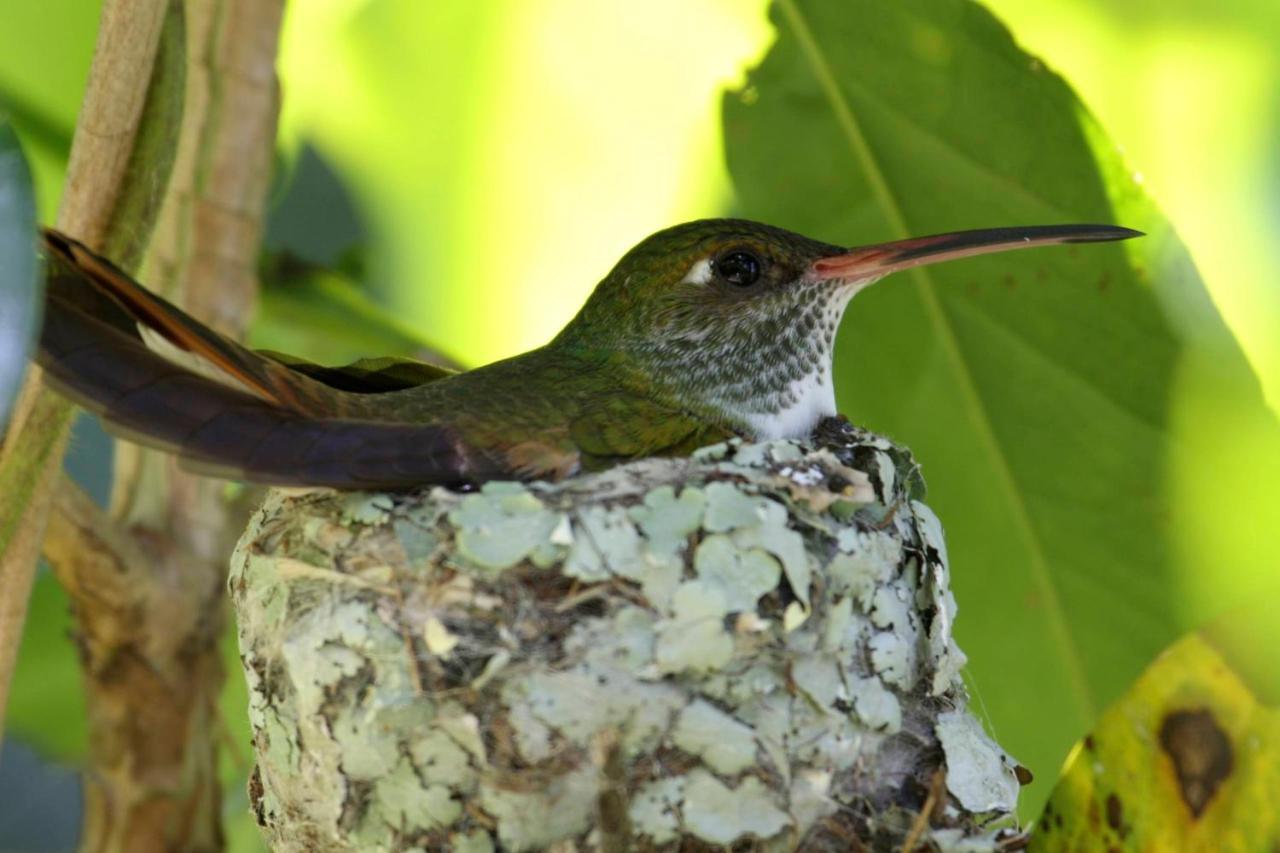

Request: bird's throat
left=634, top=283, right=857, bottom=441
left=735, top=365, right=837, bottom=440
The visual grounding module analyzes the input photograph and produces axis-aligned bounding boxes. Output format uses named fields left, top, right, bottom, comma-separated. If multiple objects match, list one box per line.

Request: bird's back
left=37, top=229, right=731, bottom=486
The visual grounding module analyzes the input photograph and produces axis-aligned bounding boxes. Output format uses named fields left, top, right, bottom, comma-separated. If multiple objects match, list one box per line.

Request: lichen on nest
left=231, top=418, right=1026, bottom=851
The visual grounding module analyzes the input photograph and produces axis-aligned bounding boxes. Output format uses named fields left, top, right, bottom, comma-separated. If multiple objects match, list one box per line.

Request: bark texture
left=232, top=422, right=1028, bottom=851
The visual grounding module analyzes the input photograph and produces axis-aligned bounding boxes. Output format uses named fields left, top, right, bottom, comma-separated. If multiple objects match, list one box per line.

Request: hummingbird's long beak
left=810, top=224, right=1142, bottom=281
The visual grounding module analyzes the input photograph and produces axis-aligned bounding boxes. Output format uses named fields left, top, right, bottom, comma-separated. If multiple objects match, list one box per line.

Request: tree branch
left=0, top=0, right=182, bottom=748
left=44, top=476, right=228, bottom=852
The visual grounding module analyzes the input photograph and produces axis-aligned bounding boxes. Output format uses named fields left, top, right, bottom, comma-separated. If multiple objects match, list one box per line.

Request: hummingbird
left=37, top=220, right=1138, bottom=489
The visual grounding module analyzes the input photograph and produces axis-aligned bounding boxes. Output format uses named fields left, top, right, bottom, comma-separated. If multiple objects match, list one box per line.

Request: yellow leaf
left=1032, top=619, right=1280, bottom=850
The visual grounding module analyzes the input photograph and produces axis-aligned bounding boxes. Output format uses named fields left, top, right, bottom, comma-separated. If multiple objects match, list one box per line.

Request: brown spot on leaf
left=1159, top=708, right=1233, bottom=818
left=1084, top=734, right=1096, bottom=752
left=1014, top=764, right=1034, bottom=786
left=1106, top=792, right=1126, bottom=836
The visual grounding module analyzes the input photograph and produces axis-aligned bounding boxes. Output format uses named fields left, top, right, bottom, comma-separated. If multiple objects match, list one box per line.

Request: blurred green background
left=1, top=0, right=1277, bottom=848
left=9, top=0, right=1275, bottom=395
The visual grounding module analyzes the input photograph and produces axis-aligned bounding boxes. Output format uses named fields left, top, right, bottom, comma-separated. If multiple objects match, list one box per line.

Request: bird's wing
left=256, top=352, right=457, bottom=393
left=568, top=395, right=734, bottom=468
left=480, top=398, right=727, bottom=484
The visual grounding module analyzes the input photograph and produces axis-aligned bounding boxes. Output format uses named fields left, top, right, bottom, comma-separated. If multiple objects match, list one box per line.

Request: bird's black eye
left=715, top=250, right=762, bottom=287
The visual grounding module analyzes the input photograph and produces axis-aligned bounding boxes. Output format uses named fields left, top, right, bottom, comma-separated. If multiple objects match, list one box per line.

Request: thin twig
left=0, top=0, right=177, bottom=747
left=901, top=767, right=946, bottom=852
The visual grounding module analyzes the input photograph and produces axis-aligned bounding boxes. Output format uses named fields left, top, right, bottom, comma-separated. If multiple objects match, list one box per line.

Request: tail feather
left=42, top=229, right=340, bottom=413
left=37, top=230, right=500, bottom=488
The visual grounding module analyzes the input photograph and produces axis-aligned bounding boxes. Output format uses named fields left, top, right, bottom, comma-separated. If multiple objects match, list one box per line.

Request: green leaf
left=0, top=120, right=37, bottom=427
left=723, top=0, right=1280, bottom=817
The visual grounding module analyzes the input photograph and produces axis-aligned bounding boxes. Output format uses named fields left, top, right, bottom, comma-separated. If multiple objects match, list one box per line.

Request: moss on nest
left=231, top=419, right=1025, bottom=851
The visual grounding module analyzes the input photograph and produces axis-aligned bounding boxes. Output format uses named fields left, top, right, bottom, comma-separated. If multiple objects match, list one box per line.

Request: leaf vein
left=777, top=0, right=1095, bottom=722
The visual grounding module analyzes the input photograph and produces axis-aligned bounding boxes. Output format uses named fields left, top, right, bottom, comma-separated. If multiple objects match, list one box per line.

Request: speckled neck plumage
left=556, top=272, right=863, bottom=440
left=633, top=280, right=860, bottom=439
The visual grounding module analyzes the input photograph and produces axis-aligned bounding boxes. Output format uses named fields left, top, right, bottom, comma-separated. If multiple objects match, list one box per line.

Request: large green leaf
left=0, top=121, right=37, bottom=426
left=724, top=0, right=1280, bottom=816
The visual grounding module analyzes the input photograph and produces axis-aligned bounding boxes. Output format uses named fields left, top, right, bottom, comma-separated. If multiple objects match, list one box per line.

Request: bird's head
left=556, top=218, right=1139, bottom=439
